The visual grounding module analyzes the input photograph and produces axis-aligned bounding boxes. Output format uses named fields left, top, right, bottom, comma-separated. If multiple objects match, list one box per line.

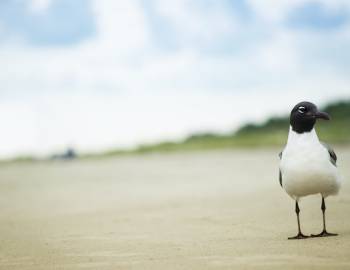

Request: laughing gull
left=279, top=101, right=341, bottom=239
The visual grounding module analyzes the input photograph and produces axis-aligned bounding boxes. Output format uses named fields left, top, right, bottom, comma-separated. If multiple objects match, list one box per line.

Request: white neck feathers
left=287, top=126, right=320, bottom=146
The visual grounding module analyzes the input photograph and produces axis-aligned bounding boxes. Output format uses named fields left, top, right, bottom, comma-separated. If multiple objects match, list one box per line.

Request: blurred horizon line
left=2, top=97, right=349, bottom=163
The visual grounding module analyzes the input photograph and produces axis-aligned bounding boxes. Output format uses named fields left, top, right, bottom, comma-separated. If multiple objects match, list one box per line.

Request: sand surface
left=0, top=148, right=350, bottom=269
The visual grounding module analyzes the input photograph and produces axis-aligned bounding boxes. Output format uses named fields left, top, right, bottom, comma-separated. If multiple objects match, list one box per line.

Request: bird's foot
left=288, top=232, right=309, bottom=240
left=310, top=230, right=338, bottom=238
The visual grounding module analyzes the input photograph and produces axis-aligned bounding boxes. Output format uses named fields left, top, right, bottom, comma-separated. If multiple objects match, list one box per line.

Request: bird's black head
left=290, top=101, right=330, bottom=133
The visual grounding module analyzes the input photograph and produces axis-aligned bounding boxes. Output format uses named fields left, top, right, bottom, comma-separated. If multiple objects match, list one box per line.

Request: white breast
left=280, top=128, right=340, bottom=199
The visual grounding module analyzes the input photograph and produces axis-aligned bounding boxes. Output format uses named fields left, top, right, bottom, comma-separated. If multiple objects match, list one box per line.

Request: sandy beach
left=0, top=148, right=349, bottom=269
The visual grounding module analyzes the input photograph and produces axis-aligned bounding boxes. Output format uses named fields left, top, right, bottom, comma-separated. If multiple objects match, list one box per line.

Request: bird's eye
left=298, top=106, right=306, bottom=114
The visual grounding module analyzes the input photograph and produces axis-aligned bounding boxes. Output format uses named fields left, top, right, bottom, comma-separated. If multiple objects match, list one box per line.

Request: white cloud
left=152, top=0, right=237, bottom=45
left=246, top=0, right=304, bottom=23
left=29, top=0, right=52, bottom=14
left=89, top=0, right=151, bottom=53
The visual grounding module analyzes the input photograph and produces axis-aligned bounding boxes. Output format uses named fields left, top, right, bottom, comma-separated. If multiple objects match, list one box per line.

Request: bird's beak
left=315, top=111, right=331, bottom=120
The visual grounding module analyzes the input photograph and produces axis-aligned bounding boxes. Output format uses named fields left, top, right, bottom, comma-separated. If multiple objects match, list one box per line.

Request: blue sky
left=0, top=0, right=349, bottom=157
left=0, top=0, right=94, bottom=46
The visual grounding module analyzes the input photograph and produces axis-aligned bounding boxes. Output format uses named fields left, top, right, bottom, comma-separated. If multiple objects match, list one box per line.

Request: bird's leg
left=311, top=197, right=338, bottom=237
left=288, top=201, right=309, bottom=240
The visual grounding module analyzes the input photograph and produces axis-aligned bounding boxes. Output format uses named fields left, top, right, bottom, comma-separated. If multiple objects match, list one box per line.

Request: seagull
left=279, top=101, right=341, bottom=240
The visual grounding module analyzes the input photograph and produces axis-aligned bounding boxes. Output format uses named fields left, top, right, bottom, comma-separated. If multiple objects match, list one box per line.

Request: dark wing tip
left=321, top=142, right=337, bottom=166
left=278, top=150, right=283, bottom=187
left=279, top=170, right=282, bottom=187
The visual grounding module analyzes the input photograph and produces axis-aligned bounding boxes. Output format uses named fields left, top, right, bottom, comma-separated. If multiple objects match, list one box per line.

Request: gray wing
left=278, top=151, right=283, bottom=187
left=321, top=142, right=337, bottom=166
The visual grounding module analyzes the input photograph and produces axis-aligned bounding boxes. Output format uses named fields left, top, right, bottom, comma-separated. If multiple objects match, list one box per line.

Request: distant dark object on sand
left=50, top=148, right=77, bottom=161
